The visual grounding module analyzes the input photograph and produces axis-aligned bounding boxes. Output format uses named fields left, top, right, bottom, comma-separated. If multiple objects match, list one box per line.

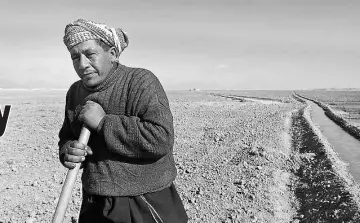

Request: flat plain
left=296, top=90, right=360, bottom=127
left=0, top=89, right=359, bottom=222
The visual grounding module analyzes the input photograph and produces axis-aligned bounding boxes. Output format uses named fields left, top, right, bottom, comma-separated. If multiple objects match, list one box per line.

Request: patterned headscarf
left=63, top=19, right=129, bottom=59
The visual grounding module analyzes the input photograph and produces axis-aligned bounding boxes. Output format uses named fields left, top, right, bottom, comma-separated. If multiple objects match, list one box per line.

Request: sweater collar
left=82, top=62, right=124, bottom=92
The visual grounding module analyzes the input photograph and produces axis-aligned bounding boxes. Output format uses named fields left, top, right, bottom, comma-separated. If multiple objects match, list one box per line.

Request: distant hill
left=311, top=88, right=360, bottom=91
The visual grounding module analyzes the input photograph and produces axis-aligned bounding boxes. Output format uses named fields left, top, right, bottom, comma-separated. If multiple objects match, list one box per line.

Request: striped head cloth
left=63, top=19, right=129, bottom=59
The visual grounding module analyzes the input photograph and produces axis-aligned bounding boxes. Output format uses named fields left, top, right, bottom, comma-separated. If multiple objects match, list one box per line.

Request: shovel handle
left=52, top=126, right=91, bottom=223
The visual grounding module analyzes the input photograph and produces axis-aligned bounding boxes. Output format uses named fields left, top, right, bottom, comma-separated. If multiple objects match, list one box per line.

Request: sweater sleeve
left=97, top=72, right=174, bottom=159
left=58, top=90, right=76, bottom=165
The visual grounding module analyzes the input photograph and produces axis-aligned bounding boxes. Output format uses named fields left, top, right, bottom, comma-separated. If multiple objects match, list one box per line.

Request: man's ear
left=109, top=46, right=117, bottom=62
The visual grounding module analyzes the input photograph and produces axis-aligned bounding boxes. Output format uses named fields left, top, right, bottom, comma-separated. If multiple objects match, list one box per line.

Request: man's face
left=69, top=40, right=115, bottom=87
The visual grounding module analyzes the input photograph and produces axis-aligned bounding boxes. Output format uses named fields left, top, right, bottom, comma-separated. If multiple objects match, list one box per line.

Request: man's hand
left=79, top=100, right=106, bottom=131
left=64, top=140, right=93, bottom=169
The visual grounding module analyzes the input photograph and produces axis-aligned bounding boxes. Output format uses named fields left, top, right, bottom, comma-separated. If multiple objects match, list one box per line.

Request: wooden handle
left=52, top=126, right=91, bottom=223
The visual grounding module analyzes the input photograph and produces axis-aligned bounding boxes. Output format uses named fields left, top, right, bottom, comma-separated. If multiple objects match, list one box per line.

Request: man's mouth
left=82, top=72, right=96, bottom=78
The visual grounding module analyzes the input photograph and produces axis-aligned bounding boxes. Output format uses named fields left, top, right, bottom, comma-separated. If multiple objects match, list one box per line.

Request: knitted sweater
left=58, top=63, right=177, bottom=196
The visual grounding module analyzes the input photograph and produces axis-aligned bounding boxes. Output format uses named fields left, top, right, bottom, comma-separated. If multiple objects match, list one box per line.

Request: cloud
left=216, top=64, right=229, bottom=69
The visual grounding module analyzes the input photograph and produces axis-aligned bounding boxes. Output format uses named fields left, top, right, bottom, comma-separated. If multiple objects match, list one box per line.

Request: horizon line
left=0, top=88, right=359, bottom=91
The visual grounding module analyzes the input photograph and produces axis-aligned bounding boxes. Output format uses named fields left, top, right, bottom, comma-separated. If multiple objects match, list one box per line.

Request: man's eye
left=71, top=56, right=79, bottom=61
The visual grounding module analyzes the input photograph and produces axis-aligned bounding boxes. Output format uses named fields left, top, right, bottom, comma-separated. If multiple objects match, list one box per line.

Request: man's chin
left=81, top=75, right=106, bottom=88
left=82, top=79, right=98, bottom=88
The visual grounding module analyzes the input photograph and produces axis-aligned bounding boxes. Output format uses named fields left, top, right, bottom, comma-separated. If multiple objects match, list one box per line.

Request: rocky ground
left=0, top=90, right=359, bottom=222
left=168, top=92, right=300, bottom=222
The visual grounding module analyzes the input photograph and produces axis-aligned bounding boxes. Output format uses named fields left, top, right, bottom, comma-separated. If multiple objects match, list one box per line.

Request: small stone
left=188, top=198, right=196, bottom=204
left=25, top=181, right=32, bottom=186
left=42, top=200, right=48, bottom=204
left=25, top=218, right=36, bottom=223
left=71, top=216, right=78, bottom=223
left=196, top=187, right=203, bottom=195
left=29, top=211, right=36, bottom=218
left=249, top=147, right=259, bottom=156
left=183, top=203, right=190, bottom=211
left=249, top=194, right=255, bottom=200
left=250, top=215, right=257, bottom=222
left=243, top=161, right=248, bottom=168
left=6, top=160, right=15, bottom=165
left=259, top=150, right=266, bottom=157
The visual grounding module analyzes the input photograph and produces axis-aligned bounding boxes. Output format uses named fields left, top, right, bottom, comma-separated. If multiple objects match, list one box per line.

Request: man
left=58, top=19, right=188, bottom=223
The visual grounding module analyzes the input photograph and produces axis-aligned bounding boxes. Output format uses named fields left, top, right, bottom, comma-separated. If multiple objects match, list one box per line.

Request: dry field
left=0, top=90, right=359, bottom=222
left=206, top=90, right=295, bottom=103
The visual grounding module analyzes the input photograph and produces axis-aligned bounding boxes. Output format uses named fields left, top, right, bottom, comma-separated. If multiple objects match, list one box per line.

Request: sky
left=0, top=0, right=359, bottom=90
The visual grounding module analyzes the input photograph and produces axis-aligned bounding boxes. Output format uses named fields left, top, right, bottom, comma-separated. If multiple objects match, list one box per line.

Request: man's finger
left=86, top=100, right=97, bottom=105
left=64, top=161, right=75, bottom=169
left=65, top=154, right=86, bottom=163
left=85, top=146, right=93, bottom=155
left=70, top=141, right=86, bottom=150
left=67, top=147, right=87, bottom=156
left=64, top=161, right=78, bottom=169
left=78, top=114, right=84, bottom=122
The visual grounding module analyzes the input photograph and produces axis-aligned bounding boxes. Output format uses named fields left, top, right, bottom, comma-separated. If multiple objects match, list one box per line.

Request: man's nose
left=79, top=54, right=90, bottom=70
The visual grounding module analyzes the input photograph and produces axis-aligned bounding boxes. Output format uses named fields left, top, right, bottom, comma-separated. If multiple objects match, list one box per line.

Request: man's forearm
left=97, top=113, right=174, bottom=159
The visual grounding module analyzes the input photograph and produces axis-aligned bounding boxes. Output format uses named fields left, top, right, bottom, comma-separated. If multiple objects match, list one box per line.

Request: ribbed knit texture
left=58, top=63, right=177, bottom=196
